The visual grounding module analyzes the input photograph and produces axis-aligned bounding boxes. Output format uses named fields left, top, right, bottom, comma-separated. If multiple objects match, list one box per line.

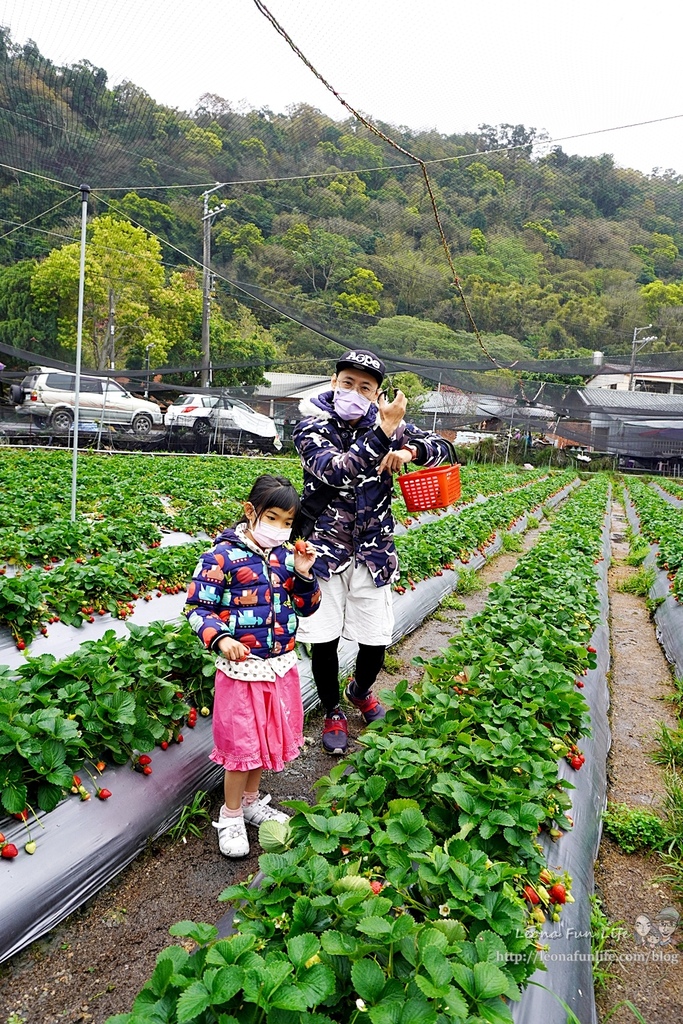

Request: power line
left=0, top=191, right=79, bottom=240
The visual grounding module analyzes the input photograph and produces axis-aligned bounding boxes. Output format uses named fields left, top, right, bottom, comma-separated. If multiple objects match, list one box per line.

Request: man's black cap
left=335, top=349, right=385, bottom=385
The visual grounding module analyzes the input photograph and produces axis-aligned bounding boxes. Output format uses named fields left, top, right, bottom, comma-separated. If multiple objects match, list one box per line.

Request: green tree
left=333, top=267, right=383, bottom=317
left=641, top=279, right=683, bottom=320
left=31, top=215, right=167, bottom=368
left=469, top=228, right=487, bottom=254
left=284, top=226, right=359, bottom=293
left=0, top=260, right=58, bottom=354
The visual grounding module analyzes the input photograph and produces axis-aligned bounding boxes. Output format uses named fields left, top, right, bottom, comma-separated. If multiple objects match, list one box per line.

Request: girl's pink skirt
left=210, top=665, right=304, bottom=773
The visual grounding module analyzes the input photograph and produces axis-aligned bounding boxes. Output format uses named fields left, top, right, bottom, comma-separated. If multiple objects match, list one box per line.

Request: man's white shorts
left=296, top=562, right=395, bottom=646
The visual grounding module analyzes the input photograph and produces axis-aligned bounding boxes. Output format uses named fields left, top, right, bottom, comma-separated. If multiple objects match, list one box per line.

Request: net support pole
left=70, top=184, right=90, bottom=523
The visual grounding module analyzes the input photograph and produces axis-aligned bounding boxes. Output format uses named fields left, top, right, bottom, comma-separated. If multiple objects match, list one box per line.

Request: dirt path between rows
left=0, top=522, right=550, bottom=1024
left=594, top=502, right=683, bottom=1023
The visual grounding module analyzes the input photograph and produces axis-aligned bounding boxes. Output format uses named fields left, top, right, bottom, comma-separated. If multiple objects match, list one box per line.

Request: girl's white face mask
left=250, top=518, right=291, bottom=549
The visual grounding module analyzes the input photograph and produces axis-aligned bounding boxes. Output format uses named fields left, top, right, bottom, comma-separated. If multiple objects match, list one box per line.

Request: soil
left=0, top=520, right=551, bottom=1024
left=594, top=503, right=683, bottom=1023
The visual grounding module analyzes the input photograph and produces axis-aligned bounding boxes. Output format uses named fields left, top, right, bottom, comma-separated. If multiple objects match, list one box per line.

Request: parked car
left=10, top=367, right=163, bottom=435
left=165, top=393, right=282, bottom=449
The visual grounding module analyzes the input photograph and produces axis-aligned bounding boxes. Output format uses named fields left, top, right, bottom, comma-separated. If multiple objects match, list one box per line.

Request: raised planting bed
left=0, top=471, right=575, bottom=963
left=624, top=480, right=683, bottom=676
left=0, top=449, right=556, bottom=645
left=108, top=478, right=611, bottom=1024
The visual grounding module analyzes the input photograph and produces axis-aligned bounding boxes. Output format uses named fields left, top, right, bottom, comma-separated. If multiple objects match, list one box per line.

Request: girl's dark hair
left=238, top=474, right=301, bottom=523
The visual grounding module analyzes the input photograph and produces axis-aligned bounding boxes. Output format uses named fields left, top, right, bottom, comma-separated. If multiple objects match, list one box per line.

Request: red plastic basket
left=398, top=461, right=461, bottom=513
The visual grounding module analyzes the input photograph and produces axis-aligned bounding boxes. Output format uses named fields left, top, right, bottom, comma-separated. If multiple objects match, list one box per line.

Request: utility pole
left=628, top=325, right=657, bottom=391
left=200, top=183, right=227, bottom=388
left=144, top=342, right=154, bottom=398
left=70, top=184, right=90, bottom=522
left=107, top=289, right=115, bottom=369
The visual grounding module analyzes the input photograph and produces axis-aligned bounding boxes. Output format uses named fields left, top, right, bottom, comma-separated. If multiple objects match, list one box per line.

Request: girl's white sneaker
left=242, top=793, right=289, bottom=826
left=213, top=815, right=249, bottom=857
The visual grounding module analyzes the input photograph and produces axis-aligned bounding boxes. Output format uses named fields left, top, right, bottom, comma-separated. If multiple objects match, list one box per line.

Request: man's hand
left=216, top=636, right=250, bottom=662
left=378, top=389, right=407, bottom=438
left=378, top=448, right=414, bottom=475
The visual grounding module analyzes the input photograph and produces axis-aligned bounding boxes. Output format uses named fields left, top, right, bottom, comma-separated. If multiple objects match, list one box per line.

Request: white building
left=587, top=370, right=683, bottom=394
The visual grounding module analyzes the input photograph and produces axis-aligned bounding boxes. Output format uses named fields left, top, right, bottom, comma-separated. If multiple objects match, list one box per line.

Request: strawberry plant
left=626, top=480, right=683, bottom=602
left=394, top=471, right=576, bottom=587
left=0, top=620, right=214, bottom=814
left=0, top=542, right=206, bottom=641
left=108, top=477, right=610, bottom=1024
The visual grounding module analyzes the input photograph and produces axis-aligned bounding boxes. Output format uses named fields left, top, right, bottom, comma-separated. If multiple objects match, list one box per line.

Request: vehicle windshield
left=226, top=398, right=254, bottom=412
left=172, top=394, right=193, bottom=405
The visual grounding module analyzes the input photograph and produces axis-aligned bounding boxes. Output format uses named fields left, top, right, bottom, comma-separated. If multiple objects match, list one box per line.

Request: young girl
left=185, top=474, right=319, bottom=858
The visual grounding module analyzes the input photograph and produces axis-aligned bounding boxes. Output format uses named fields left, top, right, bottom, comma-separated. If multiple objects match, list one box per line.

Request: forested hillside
left=2, top=26, right=683, bottom=378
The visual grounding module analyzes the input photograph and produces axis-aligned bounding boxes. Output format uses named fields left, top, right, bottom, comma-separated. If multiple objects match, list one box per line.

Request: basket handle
left=399, top=437, right=459, bottom=474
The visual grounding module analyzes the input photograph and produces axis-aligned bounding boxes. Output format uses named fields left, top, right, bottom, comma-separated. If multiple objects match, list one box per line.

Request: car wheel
left=192, top=418, right=211, bottom=437
left=9, top=384, right=25, bottom=405
left=50, top=408, right=74, bottom=432
left=132, top=413, right=153, bottom=436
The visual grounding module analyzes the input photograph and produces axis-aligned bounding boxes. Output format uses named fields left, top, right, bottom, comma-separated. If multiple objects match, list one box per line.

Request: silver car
left=165, top=392, right=282, bottom=448
left=11, top=367, right=163, bottom=436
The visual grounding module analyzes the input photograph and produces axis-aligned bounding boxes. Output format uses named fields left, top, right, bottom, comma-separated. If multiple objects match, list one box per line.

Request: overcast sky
left=3, top=0, right=683, bottom=177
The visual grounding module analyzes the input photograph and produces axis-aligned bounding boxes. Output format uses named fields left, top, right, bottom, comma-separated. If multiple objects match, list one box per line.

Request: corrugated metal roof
left=576, top=389, right=683, bottom=413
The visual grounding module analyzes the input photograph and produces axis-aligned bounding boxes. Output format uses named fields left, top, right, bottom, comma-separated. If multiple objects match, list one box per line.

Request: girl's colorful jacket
left=184, top=527, right=321, bottom=657
left=292, top=390, right=452, bottom=587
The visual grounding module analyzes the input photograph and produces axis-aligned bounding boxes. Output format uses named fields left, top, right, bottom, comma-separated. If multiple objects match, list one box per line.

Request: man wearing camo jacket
left=293, top=348, right=451, bottom=754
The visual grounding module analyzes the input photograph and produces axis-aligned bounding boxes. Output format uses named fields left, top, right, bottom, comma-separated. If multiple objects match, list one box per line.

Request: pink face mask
left=250, top=519, right=291, bottom=549
left=333, top=387, right=372, bottom=421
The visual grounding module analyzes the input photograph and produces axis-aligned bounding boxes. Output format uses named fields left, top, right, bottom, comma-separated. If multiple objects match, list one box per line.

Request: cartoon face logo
left=634, top=908, right=680, bottom=947
left=655, top=907, right=680, bottom=945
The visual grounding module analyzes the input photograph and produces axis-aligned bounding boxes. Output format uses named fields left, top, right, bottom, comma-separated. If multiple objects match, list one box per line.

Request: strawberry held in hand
left=293, top=538, right=316, bottom=577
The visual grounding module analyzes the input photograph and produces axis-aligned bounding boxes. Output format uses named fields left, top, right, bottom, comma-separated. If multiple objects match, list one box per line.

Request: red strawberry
left=13, top=809, right=28, bottom=821
left=523, top=885, right=540, bottom=905
left=73, top=775, right=82, bottom=786
left=16, top=639, right=26, bottom=651
left=548, top=883, right=567, bottom=904
left=97, top=788, right=112, bottom=800
left=370, top=880, right=384, bottom=894
left=0, top=833, right=4, bottom=843
left=138, top=755, right=152, bottom=766
left=294, top=539, right=307, bottom=554
left=160, top=740, right=169, bottom=750
left=587, top=646, right=596, bottom=654
left=1, top=843, right=19, bottom=859
left=176, top=734, right=184, bottom=743
left=142, top=766, right=152, bottom=776
left=96, top=761, right=106, bottom=772
left=569, top=755, right=584, bottom=770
